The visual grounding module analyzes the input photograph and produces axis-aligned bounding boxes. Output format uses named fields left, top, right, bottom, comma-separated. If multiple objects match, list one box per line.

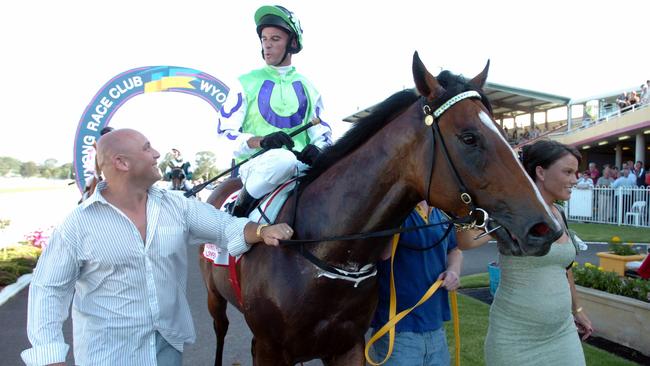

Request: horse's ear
left=469, top=60, right=490, bottom=90
left=412, top=51, right=444, bottom=99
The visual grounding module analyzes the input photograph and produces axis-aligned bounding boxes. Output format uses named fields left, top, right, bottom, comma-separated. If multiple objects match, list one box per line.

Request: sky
left=1, top=0, right=649, bottom=169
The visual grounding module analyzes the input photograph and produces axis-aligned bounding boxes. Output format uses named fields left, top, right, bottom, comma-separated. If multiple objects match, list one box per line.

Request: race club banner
left=73, top=66, right=229, bottom=191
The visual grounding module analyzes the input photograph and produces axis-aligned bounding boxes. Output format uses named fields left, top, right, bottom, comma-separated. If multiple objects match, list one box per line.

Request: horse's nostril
left=530, top=223, right=551, bottom=237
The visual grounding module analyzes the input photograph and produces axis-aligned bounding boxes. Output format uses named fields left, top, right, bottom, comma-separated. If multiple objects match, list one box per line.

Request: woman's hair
left=522, top=140, right=581, bottom=181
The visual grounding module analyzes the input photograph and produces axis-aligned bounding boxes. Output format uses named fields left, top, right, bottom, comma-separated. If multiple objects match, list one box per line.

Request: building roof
left=342, top=82, right=571, bottom=123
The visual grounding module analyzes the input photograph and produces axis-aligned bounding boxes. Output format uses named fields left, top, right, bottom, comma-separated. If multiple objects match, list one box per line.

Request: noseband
left=421, top=90, right=497, bottom=236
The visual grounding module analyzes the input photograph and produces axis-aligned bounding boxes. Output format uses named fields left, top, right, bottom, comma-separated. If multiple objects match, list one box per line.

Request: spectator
left=626, top=165, right=638, bottom=186
left=640, top=82, right=650, bottom=105
left=627, top=91, right=640, bottom=106
left=588, top=162, right=600, bottom=184
left=612, top=168, right=636, bottom=214
left=596, top=166, right=615, bottom=221
left=596, top=166, right=614, bottom=187
left=634, top=161, right=646, bottom=187
left=616, top=92, right=630, bottom=109
left=576, top=171, right=594, bottom=189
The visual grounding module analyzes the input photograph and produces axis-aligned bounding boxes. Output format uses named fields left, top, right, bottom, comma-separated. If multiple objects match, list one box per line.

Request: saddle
left=203, top=178, right=298, bottom=266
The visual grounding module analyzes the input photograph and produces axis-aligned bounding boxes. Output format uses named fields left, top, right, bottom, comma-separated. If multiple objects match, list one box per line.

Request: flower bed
left=0, top=245, right=41, bottom=287
left=0, top=226, right=50, bottom=288
left=572, top=262, right=649, bottom=303
left=573, top=262, right=650, bottom=356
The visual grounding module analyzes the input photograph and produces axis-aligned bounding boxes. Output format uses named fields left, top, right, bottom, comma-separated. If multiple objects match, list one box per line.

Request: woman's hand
left=574, top=310, right=593, bottom=340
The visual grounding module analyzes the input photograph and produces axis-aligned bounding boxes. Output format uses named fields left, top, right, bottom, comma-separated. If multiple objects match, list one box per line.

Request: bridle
left=422, top=90, right=493, bottom=234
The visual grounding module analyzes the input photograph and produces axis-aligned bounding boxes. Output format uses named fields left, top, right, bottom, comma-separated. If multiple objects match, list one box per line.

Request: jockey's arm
left=216, top=82, right=258, bottom=158
left=305, top=96, right=333, bottom=150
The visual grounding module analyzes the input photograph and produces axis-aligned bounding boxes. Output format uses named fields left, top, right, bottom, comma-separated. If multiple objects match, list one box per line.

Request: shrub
left=573, top=262, right=650, bottom=303
left=608, top=236, right=641, bottom=256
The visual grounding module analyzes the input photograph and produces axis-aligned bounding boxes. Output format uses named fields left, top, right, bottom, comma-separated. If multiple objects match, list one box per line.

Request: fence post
left=617, top=189, right=623, bottom=226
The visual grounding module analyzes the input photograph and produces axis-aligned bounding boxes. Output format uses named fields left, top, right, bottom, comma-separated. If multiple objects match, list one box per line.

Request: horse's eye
left=460, top=133, right=478, bottom=146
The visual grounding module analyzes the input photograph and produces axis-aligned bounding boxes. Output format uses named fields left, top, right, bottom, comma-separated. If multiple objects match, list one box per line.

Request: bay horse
left=200, top=52, right=562, bottom=365
left=169, top=166, right=189, bottom=192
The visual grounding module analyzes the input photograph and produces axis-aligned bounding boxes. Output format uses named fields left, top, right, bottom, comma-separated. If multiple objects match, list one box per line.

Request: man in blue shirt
left=370, top=201, right=463, bottom=366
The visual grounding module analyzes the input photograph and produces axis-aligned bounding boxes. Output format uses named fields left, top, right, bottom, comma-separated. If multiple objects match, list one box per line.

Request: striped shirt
left=21, top=181, right=251, bottom=365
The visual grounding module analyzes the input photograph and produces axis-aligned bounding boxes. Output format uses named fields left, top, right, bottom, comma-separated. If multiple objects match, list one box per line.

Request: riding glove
left=260, top=131, right=294, bottom=150
left=297, top=144, right=321, bottom=165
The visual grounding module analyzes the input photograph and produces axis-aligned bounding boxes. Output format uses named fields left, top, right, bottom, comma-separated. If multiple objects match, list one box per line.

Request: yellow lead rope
left=365, top=234, right=460, bottom=366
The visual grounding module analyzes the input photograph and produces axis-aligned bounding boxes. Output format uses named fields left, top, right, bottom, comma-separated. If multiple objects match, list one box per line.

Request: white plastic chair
left=625, top=201, right=646, bottom=226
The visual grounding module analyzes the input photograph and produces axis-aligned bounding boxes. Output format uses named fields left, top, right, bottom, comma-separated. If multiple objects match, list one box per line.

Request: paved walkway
left=0, top=241, right=624, bottom=365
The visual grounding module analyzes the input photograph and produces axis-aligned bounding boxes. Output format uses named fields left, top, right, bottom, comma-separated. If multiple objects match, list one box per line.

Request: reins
left=277, top=214, right=474, bottom=246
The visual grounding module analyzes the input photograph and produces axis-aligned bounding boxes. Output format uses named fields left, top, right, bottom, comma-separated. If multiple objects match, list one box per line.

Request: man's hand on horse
left=297, top=144, right=321, bottom=165
left=251, top=223, right=293, bottom=246
left=260, top=131, right=295, bottom=150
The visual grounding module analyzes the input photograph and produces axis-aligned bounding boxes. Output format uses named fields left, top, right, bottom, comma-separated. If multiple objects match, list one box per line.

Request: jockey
left=164, top=148, right=193, bottom=180
left=164, top=148, right=194, bottom=191
left=217, top=5, right=333, bottom=216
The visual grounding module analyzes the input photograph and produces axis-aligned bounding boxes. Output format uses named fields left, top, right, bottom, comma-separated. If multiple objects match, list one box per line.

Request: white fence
left=566, top=186, right=650, bottom=227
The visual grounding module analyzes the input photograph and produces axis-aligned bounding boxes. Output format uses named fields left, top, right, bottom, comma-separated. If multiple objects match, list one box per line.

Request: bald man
left=22, top=129, right=294, bottom=366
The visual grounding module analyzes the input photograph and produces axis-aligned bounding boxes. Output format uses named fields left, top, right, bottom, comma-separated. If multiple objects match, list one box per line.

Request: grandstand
left=344, top=82, right=649, bottom=170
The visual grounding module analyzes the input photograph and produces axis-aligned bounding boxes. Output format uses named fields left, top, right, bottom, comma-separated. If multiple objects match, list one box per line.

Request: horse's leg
left=199, top=251, right=230, bottom=366
left=208, top=288, right=229, bottom=366
left=252, top=338, right=292, bottom=366
left=322, top=338, right=365, bottom=366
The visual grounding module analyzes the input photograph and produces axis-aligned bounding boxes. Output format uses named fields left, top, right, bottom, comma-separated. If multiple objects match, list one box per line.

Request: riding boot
left=231, top=188, right=258, bottom=218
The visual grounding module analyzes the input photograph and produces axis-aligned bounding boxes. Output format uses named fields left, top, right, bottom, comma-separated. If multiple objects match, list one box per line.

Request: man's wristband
left=256, top=224, right=269, bottom=239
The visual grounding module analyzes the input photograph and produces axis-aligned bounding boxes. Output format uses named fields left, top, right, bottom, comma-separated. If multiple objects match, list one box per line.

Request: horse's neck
left=296, top=106, right=430, bottom=263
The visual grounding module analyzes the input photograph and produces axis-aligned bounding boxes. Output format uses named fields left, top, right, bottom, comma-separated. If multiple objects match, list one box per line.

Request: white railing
left=564, top=102, right=649, bottom=135
left=566, top=186, right=650, bottom=227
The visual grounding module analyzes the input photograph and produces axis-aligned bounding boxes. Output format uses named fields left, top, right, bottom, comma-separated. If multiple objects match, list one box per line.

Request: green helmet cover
left=254, top=5, right=303, bottom=53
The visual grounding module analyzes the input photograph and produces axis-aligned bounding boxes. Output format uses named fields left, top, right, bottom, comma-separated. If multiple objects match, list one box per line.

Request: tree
left=158, top=152, right=174, bottom=180
left=194, top=151, right=221, bottom=180
left=0, top=156, right=22, bottom=176
left=20, top=161, right=38, bottom=177
left=56, top=163, right=74, bottom=179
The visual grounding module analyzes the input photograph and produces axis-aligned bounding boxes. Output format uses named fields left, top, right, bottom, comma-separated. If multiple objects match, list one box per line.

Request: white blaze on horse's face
left=477, top=110, right=556, bottom=224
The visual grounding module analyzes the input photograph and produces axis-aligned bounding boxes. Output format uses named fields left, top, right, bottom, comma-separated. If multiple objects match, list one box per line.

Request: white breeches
left=239, top=148, right=307, bottom=198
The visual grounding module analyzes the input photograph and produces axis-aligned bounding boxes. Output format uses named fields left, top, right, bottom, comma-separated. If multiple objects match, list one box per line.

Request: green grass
left=444, top=294, right=638, bottom=365
left=569, top=222, right=650, bottom=243
left=460, top=272, right=489, bottom=289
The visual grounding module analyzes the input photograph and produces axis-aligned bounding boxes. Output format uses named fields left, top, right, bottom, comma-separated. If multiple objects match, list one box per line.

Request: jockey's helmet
left=254, top=5, right=303, bottom=54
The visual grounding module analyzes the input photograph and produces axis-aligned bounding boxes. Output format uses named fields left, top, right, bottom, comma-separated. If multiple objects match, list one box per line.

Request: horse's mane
left=299, top=70, right=492, bottom=186
left=299, top=89, right=419, bottom=186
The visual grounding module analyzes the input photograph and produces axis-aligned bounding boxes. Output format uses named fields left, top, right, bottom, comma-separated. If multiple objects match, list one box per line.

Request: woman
left=460, top=140, right=593, bottom=365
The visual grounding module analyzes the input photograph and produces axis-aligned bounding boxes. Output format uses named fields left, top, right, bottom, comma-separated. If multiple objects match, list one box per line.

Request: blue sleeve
left=447, top=228, right=458, bottom=251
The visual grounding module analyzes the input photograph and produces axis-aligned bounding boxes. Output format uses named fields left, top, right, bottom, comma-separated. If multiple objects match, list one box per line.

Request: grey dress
left=484, top=238, right=585, bottom=365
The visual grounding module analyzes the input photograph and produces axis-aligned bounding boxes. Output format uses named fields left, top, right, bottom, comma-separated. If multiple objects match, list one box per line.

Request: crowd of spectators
left=574, top=160, right=649, bottom=224
left=578, top=160, right=648, bottom=188
left=616, top=80, right=650, bottom=110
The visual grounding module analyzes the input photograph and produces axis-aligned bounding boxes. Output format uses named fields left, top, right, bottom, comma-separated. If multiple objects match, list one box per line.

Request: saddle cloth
left=202, top=178, right=298, bottom=266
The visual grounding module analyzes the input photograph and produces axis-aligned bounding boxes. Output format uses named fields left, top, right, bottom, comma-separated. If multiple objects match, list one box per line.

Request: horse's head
left=170, top=167, right=186, bottom=190
left=412, top=52, right=562, bottom=256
